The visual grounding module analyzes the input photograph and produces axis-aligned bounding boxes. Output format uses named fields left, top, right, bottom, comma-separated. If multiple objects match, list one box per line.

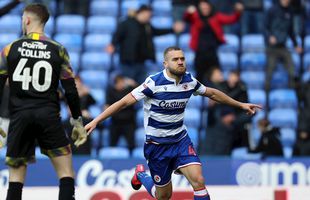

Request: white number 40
left=13, top=58, right=52, bottom=92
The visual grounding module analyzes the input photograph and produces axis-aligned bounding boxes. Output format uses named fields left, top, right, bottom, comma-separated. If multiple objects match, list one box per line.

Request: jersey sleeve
left=0, top=44, right=11, bottom=76
left=131, top=77, right=155, bottom=101
left=59, top=46, right=75, bottom=80
left=192, top=76, right=207, bottom=96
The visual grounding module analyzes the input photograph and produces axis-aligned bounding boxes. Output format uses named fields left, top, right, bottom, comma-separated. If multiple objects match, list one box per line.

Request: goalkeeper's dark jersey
left=0, top=33, right=81, bottom=118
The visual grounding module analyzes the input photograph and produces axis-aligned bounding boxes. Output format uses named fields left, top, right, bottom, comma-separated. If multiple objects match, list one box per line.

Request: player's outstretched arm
left=85, top=93, right=137, bottom=135
left=203, top=87, right=262, bottom=115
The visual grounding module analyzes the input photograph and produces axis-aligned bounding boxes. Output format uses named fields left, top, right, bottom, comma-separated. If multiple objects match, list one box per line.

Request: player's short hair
left=136, top=5, right=152, bottom=14
left=163, top=46, right=182, bottom=60
left=23, top=3, right=49, bottom=25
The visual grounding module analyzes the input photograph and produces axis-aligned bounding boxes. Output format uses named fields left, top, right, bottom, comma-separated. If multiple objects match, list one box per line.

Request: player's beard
left=168, top=65, right=186, bottom=77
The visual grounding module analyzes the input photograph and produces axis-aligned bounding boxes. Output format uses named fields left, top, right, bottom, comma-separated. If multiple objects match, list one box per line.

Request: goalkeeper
left=0, top=3, right=87, bottom=200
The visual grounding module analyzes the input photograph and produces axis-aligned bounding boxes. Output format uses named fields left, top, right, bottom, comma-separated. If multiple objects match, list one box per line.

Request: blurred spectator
left=106, top=5, right=183, bottom=84
left=293, top=80, right=310, bottom=156
left=205, top=68, right=225, bottom=127
left=222, top=70, right=252, bottom=147
left=63, top=0, right=89, bottom=16
left=289, top=0, right=307, bottom=37
left=264, top=0, right=303, bottom=112
left=105, top=75, right=137, bottom=153
left=172, top=0, right=198, bottom=22
left=0, top=0, right=21, bottom=16
left=171, top=0, right=196, bottom=43
left=63, top=76, right=96, bottom=154
left=204, top=106, right=235, bottom=155
left=240, top=0, right=264, bottom=34
left=249, top=118, right=284, bottom=158
left=184, top=0, right=243, bottom=83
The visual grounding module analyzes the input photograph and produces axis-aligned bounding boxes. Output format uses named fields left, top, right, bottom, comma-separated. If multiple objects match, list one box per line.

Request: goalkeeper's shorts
left=5, top=107, right=71, bottom=167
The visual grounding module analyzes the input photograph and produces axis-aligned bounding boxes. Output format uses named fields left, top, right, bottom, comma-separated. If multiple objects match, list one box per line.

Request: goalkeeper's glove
left=70, top=116, right=87, bottom=147
left=0, top=118, right=7, bottom=148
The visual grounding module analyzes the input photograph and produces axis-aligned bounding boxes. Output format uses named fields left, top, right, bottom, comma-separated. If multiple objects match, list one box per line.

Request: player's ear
left=26, top=16, right=32, bottom=25
left=163, top=60, right=168, bottom=68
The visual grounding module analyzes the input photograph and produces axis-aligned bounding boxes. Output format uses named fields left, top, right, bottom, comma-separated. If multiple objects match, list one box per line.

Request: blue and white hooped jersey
left=131, top=69, right=207, bottom=144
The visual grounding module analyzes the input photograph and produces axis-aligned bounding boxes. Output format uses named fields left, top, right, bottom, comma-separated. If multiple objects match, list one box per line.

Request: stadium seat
left=218, top=52, right=238, bottom=71
left=0, top=33, right=19, bottom=49
left=251, top=110, right=265, bottom=128
left=0, top=0, right=22, bottom=15
left=98, top=147, right=130, bottom=159
left=45, top=17, right=54, bottom=36
left=154, top=34, right=176, bottom=52
left=247, top=89, right=266, bottom=107
left=240, top=71, right=265, bottom=89
left=280, top=128, right=296, bottom=147
left=303, top=53, right=310, bottom=71
left=132, top=147, right=144, bottom=158
left=291, top=53, right=301, bottom=71
left=81, top=52, right=111, bottom=71
left=187, top=127, right=199, bottom=148
left=116, top=136, right=129, bottom=148
left=101, top=128, right=112, bottom=147
left=269, top=89, right=297, bottom=109
left=305, top=35, right=310, bottom=52
left=264, top=0, right=273, bottom=10
left=270, top=71, right=289, bottom=89
left=183, top=50, right=195, bottom=70
left=121, top=0, right=142, bottom=16
left=268, top=108, right=297, bottom=129
left=35, top=147, right=48, bottom=160
left=89, top=88, right=106, bottom=106
left=84, top=34, right=111, bottom=51
left=0, top=15, right=21, bottom=33
left=54, top=33, right=83, bottom=53
left=179, top=33, right=191, bottom=51
left=60, top=102, right=69, bottom=121
left=0, top=147, right=6, bottom=158
left=231, top=147, right=262, bottom=159
left=240, top=52, right=266, bottom=71
left=303, top=71, right=310, bottom=82
left=283, top=146, right=293, bottom=158
left=184, top=108, right=201, bottom=128
left=88, top=105, right=102, bottom=119
left=151, top=16, right=173, bottom=29
left=56, top=15, right=85, bottom=34
left=286, top=37, right=301, bottom=52
left=90, top=129, right=102, bottom=150
left=87, top=16, right=117, bottom=34
left=136, top=109, right=144, bottom=128
left=219, top=34, right=239, bottom=53
left=187, top=95, right=203, bottom=109
left=152, top=0, right=172, bottom=16
left=68, top=52, right=80, bottom=72
left=90, top=0, right=119, bottom=16
left=135, top=127, right=146, bottom=147
left=79, top=70, right=109, bottom=89
left=241, top=34, right=265, bottom=52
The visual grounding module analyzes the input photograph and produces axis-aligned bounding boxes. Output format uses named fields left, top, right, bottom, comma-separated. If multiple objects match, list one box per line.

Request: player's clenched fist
left=70, top=117, right=87, bottom=147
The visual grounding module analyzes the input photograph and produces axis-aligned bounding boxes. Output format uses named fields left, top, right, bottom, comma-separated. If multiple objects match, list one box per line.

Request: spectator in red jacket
left=184, top=0, right=243, bottom=83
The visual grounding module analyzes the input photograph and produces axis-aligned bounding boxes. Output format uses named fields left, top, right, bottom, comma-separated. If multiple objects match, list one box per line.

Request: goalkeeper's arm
left=0, top=75, right=7, bottom=148
left=61, top=78, right=87, bottom=147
